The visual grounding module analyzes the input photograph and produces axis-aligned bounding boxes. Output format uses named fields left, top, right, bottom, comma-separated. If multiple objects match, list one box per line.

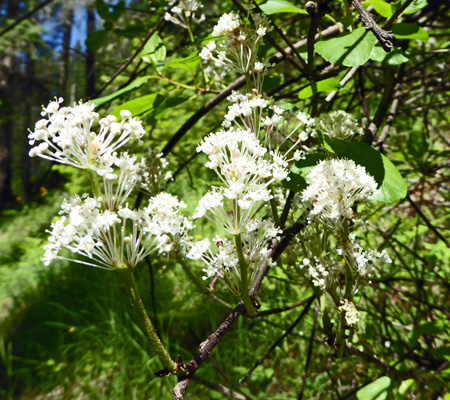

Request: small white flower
left=256, top=26, right=267, bottom=36
left=302, top=159, right=377, bottom=225
left=339, top=299, right=360, bottom=326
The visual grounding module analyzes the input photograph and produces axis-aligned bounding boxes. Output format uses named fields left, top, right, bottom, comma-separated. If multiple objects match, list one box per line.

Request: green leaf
left=85, top=30, right=108, bottom=51
left=141, top=34, right=166, bottom=66
left=402, top=0, right=427, bottom=14
left=370, top=46, right=409, bottom=65
left=295, top=153, right=327, bottom=169
left=324, top=138, right=407, bottom=203
left=152, top=97, right=188, bottom=120
left=157, top=52, right=200, bottom=72
left=283, top=173, right=307, bottom=192
left=398, top=379, right=414, bottom=395
left=111, top=1, right=125, bottom=21
left=110, top=93, right=163, bottom=119
left=315, top=28, right=377, bottom=67
left=90, top=76, right=150, bottom=107
left=298, top=78, right=341, bottom=99
left=368, top=0, right=395, bottom=17
left=356, top=376, right=391, bottom=400
left=95, top=0, right=111, bottom=21
left=259, top=0, right=308, bottom=15
left=262, top=74, right=282, bottom=92
left=408, top=320, right=447, bottom=347
left=369, top=154, right=407, bottom=203
left=393, top=23, right=429, bottom=42
left=429, top=347, right=450, bottom=361
left=325, top=138, right=384, bottom=185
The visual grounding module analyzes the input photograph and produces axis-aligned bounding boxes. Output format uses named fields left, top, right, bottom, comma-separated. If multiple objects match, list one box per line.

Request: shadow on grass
left=0, top=259, right=221, bottom=400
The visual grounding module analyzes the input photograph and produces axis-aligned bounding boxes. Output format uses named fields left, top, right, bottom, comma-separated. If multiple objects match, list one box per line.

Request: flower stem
left=87, top=168, right=103, bottom=199
left=118, top=264, right=179, bottom=374
left=335, top=311, right=347, bottom=358
left=270, top=197, right=281, bottom=227
left=178, top=257, right=212, bottom=294
left=235, top=234, right=257, bottom=316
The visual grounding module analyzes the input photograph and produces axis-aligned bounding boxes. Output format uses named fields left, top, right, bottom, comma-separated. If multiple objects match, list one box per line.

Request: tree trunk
left=58, top=5, right=74, bottom=99
left=86, top=4, right=96, bottom=97
left=0, top=0, right=19, bottom=210
left=21, top=51, right=35, bottom=202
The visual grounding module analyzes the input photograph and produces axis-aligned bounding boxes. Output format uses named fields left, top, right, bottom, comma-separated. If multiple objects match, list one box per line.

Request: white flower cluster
left=339, top=240, right=392, bottom=278
left=28, top=98, right=145, bottom=169
left=32, top=99, right=190, bottom=271
left=95, top=151, right=149, bottom=210
left=43, top=193, right=191, bottom=269
left=164, top=0, right=205, bottom=30
left=314, top=110, right=363, bottom=141
left=339, top=299, right=360, bottom=326
left=223, top=92, right=269, bottom=130
left=200, top=12, right=271, bottom=81
left=187, top=220, right=280, bottom=292
left=300, top=257, right=335, bottom=290
left=194, top=128, right=288, bottom=234
left=223, top=92, right=313, bottom=165
left=302, top=159, right=377, bottom=227
left=141, top=148, right=173, bottom=195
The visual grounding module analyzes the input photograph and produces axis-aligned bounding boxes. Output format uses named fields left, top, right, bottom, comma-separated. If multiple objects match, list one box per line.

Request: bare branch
left=351, top=0, right=396, bottom=52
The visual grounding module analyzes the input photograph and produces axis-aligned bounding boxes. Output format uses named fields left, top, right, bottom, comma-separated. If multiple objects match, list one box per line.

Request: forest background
left=0, top=0, right=450, bottom=399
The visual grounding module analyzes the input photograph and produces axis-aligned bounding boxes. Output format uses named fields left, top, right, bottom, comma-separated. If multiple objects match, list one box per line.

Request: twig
left=208, top=357, right=248, bottom=397
left=240, top=296, right=315, bottom=383
left=298, top=301, right=318, bottom=399
left=319, top=353, right=343, bottom=399
left=306, top=1, right=333, bottom=71
left=406, top=194, right=450, bottom=248
left=86, top=17, right=164, bottom=100
left=145, top=258, right=159, bottom=333
left=0, top=0, right=56, bottom=38
left=351, top=0, right=396, bottom=52
left=253, top=297, right=313, bottom=318
left=172, top=302, right=246, bottom=397
left=324, top=66, right=358, bottom=103
left=374, top=94, right=399, bottom=151
left=190, top=376, right=248, bottom=400
left=383, top=0, right=414, bottom=30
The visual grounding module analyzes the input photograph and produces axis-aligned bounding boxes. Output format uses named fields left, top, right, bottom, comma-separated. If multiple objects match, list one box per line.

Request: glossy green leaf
left=90, top=76, right=150, bottom=107
left=298, top=78, right=341, bottom=99
left=370, top=46, right=409, bottom=65
left=157, top=52, right=200, bottom=72
left=325, top=138, right=407, bottom=203
left=110, top=93, right=163, bottom=119
left=110, top=1, right=125, bottom=21
left=368, top=0, right=395, bottom=17
left=260, top=0, right=308, bottom=15
left=393, top=23, right=429, bottom=42
left=398, top=379, right=414, bottom=395
left=85, top=30, right=108, bottom=51
left=262, top=74, right=282, bottom=92
left=285, top=154, right=326, bottom=192
left=356, top=376, right=391, bottom=400
left=141, top=34, right=166, bottom=66
left=315, top=28, right=377, bottom=67
left=295, top=153, right=327, bottom=169
left=403, top=0, right=427, bottom=14
left=283, top=173, right=307, bottom=192
left=369, top=153, right=408, bottom=203
left=152, top=97, right=188, bottom=120
left=95, top=0, right=111, bottom=21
